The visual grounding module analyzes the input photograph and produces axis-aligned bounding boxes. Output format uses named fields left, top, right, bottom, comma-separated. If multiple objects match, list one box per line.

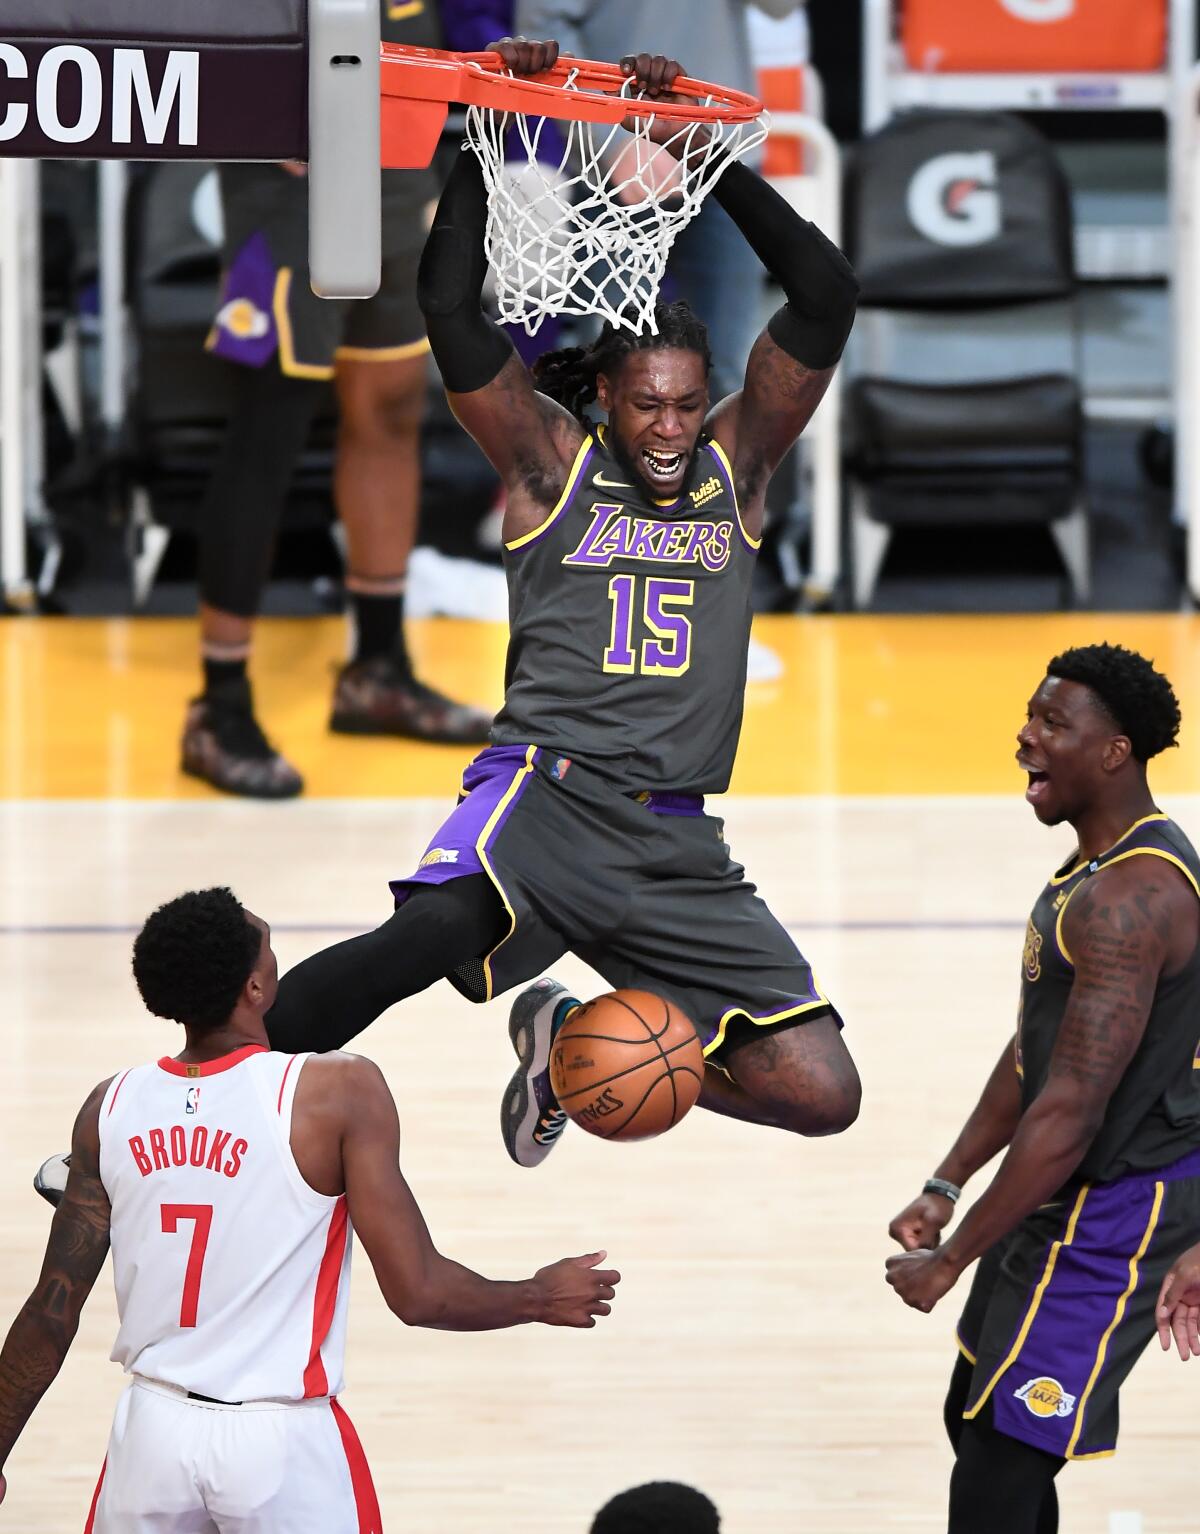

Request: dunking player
left=886, top=645, right=1200, bottom=1534
left=3, top=889, right=616, bottom=1527
left=229, top=36, right=862, bottom=1161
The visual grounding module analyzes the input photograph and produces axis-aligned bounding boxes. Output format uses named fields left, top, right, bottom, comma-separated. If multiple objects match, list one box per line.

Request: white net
left=464, top=70, right=768, bottom=337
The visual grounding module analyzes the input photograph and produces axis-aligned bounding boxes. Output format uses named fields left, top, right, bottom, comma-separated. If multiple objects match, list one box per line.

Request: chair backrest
left=127, top=162, right=222, bottom=330
left=900, top=0, right=1167, bottom=74
left=846, top=110, right=1074, bottom=309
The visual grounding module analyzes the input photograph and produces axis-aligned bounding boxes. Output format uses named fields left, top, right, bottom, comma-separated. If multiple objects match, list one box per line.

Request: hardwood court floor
left=2, top=796, right=1199, bottom=1534
left=2, top=613, right=1199, bottom=1532
left=3, top=611, right=1200, bottom=797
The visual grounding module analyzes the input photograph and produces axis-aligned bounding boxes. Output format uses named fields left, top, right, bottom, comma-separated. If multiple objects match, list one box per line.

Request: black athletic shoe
left=501, top=978, right=575, bottom=1168
left=34, top=1152, right=70, bottom=1208
left=329, top=656, right=492, bottom=744
left=181, top=680, right=303, bottom=800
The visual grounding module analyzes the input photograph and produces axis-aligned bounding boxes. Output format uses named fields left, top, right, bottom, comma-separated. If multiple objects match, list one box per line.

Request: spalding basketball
left=550, top=990, right=704, bottom=1142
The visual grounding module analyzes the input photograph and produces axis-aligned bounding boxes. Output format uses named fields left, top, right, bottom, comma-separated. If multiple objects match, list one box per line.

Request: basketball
left=550, top=990, right=704, bottom=1142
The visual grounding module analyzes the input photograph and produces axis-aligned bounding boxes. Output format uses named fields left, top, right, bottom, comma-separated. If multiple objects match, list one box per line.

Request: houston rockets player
left=259, top=38, right=863, bottom=1165
left=886, top=646, right=1200, bottom=1534
left=0, top=888, right=618, bottom=1529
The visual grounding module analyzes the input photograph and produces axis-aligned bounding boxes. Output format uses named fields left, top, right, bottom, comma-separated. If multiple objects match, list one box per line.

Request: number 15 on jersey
left=604, top=575, right=694, bottom=677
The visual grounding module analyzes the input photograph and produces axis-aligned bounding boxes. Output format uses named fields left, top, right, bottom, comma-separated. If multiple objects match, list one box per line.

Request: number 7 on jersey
left=161, top=1203, right=213, bottom=1328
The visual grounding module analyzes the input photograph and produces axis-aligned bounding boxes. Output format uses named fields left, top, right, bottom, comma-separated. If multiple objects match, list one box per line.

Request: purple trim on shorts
left=389, top=745, right=537, bottom=902
left=643, top=792, right=705, bottom=817
left=981, top=1167, right=1171, bottom=1458
left=208, top=231, right=279, bottom=369
left=1152, top=1143, right=1200, bottom=1182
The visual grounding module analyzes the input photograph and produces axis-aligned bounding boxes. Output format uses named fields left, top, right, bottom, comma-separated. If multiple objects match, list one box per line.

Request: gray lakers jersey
left=1019, top=814, right=1200, bottom=1181
left=491, top=427, right=758, bottom=795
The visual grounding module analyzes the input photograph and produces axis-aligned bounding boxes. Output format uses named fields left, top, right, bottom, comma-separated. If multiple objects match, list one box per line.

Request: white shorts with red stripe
left=85, top=1377, right=381, bottom=1533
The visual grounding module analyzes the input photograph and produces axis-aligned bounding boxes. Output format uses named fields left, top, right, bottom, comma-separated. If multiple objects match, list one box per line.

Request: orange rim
left=379, top=44, right=764, bottom=126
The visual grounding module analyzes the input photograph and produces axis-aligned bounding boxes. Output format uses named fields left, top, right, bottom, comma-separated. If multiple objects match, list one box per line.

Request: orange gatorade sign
left=758, top=65, right=809, bottom=177
left=901, top=0, right=1167, bottom=73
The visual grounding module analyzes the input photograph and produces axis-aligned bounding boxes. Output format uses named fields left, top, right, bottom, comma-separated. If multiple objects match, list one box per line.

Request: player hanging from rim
left=885, top=645, right=1200, bottom=1534
left=33, top=37, right=857, bottom=1180
left=3, top=888, right=617, bottom=1528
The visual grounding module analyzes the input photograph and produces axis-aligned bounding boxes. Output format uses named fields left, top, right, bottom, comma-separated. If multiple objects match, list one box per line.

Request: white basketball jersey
left=98, top=1045, right=352, bottom=1404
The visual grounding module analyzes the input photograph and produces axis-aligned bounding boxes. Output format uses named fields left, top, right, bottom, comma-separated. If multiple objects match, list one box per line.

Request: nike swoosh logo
left=593, top=473, right=633, bottom=489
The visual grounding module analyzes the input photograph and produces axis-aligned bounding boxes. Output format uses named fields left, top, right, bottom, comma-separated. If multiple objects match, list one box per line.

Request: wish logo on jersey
left=563, top=507, right=733, bottom=572
left=1014, top=1377, right=1076, bottom=1419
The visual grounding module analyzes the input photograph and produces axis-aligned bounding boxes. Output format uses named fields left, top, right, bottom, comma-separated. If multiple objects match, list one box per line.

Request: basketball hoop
left=379, top=47, right=768, bottom=336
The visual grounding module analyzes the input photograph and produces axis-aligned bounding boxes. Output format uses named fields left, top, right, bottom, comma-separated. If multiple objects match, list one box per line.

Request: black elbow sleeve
left=711, top=158, right=859, bottom=369
left=416, top=153, right=515, bottom=394
left=767, top=219, right=859, bottom=371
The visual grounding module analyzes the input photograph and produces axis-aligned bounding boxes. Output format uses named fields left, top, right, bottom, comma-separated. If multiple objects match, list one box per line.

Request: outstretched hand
left=1156, top=1242, right=1200, bottom=1360
left=533, top=1250, right=621, bottom=1328
left=484, top=36, right=559, bottom=77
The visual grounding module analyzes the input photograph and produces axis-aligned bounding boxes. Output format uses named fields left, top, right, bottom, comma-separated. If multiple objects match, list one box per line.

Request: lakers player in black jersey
left=885, top=645, right=1200, bottom=1534
left=243, top=38, right=861, bottom=1161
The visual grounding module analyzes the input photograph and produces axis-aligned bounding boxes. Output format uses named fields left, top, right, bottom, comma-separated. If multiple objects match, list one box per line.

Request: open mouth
left=641, top=447, right=684, bottom=486
left=1025, top=770, right=1050, bottom=806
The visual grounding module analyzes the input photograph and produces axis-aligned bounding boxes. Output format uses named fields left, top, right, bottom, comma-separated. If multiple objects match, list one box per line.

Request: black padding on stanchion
left=0, top=0, right=308, bottom=159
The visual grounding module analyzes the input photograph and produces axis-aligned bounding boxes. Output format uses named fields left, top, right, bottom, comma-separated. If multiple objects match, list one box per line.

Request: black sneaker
left=181, top=679, right=303, bottom=800
left=501, top=978, right=576, bottom=1168
left=330, top=656, right=492, bottom=744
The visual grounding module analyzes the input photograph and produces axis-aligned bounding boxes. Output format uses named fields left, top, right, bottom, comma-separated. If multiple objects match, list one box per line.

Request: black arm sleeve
left=709, top=158, right=859, bottom=370
left=416, top=148, right=515, bottom=394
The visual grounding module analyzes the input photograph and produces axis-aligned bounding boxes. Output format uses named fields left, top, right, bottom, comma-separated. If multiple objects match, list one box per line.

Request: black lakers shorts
left=206, top=164, right=433, bottom=379
left=956, top=1145, right=1200, bottom=1459
left=389, top=744, right=841, bottom=1066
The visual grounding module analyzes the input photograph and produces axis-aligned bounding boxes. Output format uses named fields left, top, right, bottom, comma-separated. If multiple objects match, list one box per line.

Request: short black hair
left=590, top=1482, right=720, bottom=1534
left=1047, top=643, right=1181, bottom=762
left=532, top=301, right=712, bottom=422
left=132, top=888, right=262, bottom=1031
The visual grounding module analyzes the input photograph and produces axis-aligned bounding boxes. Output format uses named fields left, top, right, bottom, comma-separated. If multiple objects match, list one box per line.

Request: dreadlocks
left=532, top=301, right=712, bottom=422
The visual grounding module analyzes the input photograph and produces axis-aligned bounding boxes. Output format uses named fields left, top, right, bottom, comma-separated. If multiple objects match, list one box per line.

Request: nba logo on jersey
left=551, top=757, right=571, bottom=781
left=185, top=1086, right=201, bottom=1116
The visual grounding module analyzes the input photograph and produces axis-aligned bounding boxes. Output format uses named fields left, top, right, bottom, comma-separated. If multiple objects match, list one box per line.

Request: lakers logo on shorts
left=1022, top=918, right=1043, bottom=982
left=418, top=847, right=459, bottom=868
left=1014, top=1377, right=1076, bottom=1419
left=216, top=297, right=270, bottom=341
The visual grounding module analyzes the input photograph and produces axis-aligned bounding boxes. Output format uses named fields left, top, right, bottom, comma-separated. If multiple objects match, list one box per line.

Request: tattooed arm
left=0, top=1079, right=112, bottom=1485
left=888, top=860, right=1193, bottom=1311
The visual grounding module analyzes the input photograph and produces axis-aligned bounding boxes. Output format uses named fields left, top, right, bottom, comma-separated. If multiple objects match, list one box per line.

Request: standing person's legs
left=948, top=1417, right=1064, bottom=1534
left=185, top=164, right=343, bottom=799
left=187, top=361, right=326, bottom=799
left=186, top=167, right=491, bottom=801
left=944, top=1351, right=1062, bottom=1534
left=324, top=169, right=492, bottom=744
left=328, top=351, right=492, bottom=742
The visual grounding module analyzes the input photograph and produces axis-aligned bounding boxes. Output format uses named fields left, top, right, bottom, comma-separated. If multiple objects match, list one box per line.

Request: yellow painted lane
left=2, top=613, right=1197, bottom=798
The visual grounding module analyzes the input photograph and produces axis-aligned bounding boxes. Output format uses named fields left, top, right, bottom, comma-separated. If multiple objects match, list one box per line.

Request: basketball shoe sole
left=34, top=1152, right=70, bottom=1208
left=501, top=978, right=575, bottom=1169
